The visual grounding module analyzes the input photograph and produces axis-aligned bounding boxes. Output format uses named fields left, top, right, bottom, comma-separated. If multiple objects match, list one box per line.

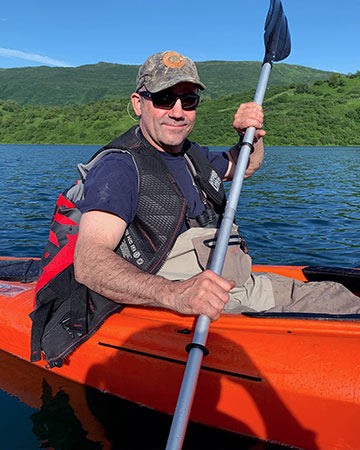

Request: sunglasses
left=138, top=90, right=200, bottom=111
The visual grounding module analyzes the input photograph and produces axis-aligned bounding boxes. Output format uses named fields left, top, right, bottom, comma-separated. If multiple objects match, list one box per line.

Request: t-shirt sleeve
left=76, top=152, right=138, bottom=224
left=194, top=143, right=229, bottom=179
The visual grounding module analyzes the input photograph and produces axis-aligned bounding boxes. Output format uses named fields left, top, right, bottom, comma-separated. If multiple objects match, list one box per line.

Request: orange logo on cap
left=162, top=51, right=185, bottom=68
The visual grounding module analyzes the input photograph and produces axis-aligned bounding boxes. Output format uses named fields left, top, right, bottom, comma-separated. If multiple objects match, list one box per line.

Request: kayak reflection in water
left=30, top=379, right=102, bottom=450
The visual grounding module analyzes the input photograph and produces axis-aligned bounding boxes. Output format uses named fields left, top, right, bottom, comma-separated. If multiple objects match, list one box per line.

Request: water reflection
left=31, top=379, right=102, bottom=450
left=0, top=350, right=290, bottom=449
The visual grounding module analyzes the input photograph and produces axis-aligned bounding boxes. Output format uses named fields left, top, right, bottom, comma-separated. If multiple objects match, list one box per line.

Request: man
left=30, top=50, right=265, bottom=366
left=31, top=51, right=359, bottom=368
left=73, top=50, right=264, bottom=322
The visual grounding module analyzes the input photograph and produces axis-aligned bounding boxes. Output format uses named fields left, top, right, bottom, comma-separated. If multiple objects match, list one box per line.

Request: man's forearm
left=245, top=137, right=264, bottom=178
left=74, top=244, right=174, bottom=309
left=74, top=242, right=234, bottom=320
left=226, top=137, right=264, bottom=180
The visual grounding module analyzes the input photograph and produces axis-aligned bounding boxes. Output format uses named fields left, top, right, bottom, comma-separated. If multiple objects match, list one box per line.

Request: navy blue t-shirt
left=76, top=138, right=229, bottom=232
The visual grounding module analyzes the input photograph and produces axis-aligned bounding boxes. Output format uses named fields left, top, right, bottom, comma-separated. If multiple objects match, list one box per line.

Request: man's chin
left=161, top=131, right=189, bottom=147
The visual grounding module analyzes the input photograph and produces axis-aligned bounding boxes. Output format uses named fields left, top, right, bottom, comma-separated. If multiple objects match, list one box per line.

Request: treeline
left=0, top=98, right=135, bottom=145
left=0, top=72, right=359, bottom=147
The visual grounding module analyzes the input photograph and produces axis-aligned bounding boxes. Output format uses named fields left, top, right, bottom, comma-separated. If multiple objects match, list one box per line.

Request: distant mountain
left=1, top=72, right=359, bottom=147
left=0, top=61, right=334, bottom=106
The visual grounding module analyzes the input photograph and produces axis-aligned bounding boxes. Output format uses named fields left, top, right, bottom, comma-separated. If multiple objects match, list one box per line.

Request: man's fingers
left=233, top=102, right=264, bottom=133
left=171, top=270, right=235, bottom=320
left=201, top=270, right=235, bottom=291
left=255, top=129, right=266, bottom=140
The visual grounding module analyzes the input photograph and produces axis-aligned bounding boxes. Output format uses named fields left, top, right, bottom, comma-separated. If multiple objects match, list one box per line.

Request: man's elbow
left=73, top=249, right=88, bottom=286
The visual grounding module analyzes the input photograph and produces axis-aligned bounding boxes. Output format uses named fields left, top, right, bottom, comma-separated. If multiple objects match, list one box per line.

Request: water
left=0, top=144, right=359, bottom=449
left=1, top=144, right=359, bottom=266
left=234, top=146, right=360, bottom=267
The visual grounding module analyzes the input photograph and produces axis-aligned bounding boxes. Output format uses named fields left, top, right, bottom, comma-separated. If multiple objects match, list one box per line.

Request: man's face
left=131, top=82, right=198, bottom=154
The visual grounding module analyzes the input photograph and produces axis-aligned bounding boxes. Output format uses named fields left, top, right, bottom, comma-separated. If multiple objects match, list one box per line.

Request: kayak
left=1, top=256, right=360, bottom=450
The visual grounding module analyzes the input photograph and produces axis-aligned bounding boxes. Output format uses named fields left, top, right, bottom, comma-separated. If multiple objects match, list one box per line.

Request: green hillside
left=191, top=72, right=360, bottom=146
left=0, top=72, right=359, bottom=147
left=0, top=61, right=333, bottom=106
left=197, top=61, right=334, bottom=99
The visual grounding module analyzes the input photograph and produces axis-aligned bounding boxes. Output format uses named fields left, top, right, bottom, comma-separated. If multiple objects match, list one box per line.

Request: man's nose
left=169, top=98, right=185, bottom=118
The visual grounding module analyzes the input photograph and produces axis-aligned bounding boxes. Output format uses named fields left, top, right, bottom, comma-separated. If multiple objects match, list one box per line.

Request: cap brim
left=146, top=76, right=206, bottom=93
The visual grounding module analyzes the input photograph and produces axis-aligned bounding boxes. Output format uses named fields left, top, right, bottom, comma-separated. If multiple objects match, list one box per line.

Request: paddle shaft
left=165, top=62, right=272, bottom=450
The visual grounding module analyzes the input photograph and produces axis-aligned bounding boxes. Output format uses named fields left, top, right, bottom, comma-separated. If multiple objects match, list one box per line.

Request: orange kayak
left=1, top=256, right=360, bottom=450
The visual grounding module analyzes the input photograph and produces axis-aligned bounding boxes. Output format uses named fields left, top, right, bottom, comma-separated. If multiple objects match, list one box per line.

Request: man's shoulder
left=87, top=151, right=137, bottom=181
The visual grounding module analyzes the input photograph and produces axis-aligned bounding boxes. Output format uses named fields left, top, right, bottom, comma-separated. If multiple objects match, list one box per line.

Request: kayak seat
left=0, top=259, right=40, bottom=283
left=303, top=266, right=360, bottom=295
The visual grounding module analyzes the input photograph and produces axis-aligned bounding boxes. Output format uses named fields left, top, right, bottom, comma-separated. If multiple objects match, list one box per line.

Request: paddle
left=165, top=1, right=291, bottom=449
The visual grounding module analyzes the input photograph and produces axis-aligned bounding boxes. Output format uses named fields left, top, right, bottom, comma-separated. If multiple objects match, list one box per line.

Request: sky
left=1, top=0, right=359, bottom=74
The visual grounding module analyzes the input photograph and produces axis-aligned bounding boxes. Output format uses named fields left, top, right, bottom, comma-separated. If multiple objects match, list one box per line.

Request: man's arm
left=74, top=210, right=235, bottom=320
left=223, top=102, right=266, bottom=181
left=224, top=138, right=264, bottom=181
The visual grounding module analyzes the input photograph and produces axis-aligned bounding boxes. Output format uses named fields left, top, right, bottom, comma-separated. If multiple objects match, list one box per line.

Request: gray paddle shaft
left=166, top=62, right=272, bottom=450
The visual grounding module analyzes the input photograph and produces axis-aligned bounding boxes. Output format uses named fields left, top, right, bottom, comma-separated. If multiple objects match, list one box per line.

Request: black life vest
left=30, top=126, right=226, bottom=368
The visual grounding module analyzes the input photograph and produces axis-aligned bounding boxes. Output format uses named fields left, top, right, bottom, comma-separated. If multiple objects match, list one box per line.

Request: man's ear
left=131, top=93, right=141, bottom=117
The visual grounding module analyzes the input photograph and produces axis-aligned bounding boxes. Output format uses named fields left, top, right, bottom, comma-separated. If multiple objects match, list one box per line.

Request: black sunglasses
left=138, top=90, right=200, bottom=111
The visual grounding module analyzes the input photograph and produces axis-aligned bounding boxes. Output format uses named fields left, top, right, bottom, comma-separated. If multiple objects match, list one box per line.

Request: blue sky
left=1, top=0, right=359, bottom=74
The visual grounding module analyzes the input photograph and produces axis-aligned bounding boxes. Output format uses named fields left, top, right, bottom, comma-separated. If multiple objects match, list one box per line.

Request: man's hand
left=233, top=102, right=266, bottom=141
left=169, top=270, right=235, bottom=321
left=224, top=101, right=266, bottom=181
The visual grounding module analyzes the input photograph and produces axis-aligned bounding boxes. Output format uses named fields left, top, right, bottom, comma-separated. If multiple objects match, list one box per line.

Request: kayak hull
left=0, top=257, right=359, bottom=450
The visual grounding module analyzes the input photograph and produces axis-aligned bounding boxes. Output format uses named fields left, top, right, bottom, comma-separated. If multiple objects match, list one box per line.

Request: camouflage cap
left=136, top=51, right=206, bottom=93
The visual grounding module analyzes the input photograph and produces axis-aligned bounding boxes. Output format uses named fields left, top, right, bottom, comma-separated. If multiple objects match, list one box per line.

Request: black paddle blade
left=263, top=0, right=291, bottom=64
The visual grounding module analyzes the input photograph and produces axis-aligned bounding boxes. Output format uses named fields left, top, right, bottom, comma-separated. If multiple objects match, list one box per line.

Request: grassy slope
left=0, top=61, right=333, bottom=106
left=197, top=61, right=333, bottom=99
left=190, top=73, right=360, bottom=146
left=0, top=73, right=359, bottom=147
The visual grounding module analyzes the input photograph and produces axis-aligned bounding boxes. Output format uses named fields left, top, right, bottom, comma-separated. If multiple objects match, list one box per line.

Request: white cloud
left=0, top=47, right=73, bottom=67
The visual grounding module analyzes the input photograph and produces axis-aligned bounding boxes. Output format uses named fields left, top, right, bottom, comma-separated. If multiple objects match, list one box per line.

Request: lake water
left=0, top=144, right=359, bottom=449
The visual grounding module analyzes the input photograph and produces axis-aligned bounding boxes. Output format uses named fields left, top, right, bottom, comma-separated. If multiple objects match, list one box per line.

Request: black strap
left=240, top=141, right=255, bottom=155
left=243, top=311, right=360, bottom=321
left=29, top=302, right=53, bottom=362
left=46, top=265, right=88, bottom=334
left=70, top=284, right=88, bottom=334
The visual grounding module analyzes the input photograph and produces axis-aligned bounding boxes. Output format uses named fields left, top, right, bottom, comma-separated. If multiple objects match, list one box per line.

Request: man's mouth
left=162, top=123, right=187, bottom=129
